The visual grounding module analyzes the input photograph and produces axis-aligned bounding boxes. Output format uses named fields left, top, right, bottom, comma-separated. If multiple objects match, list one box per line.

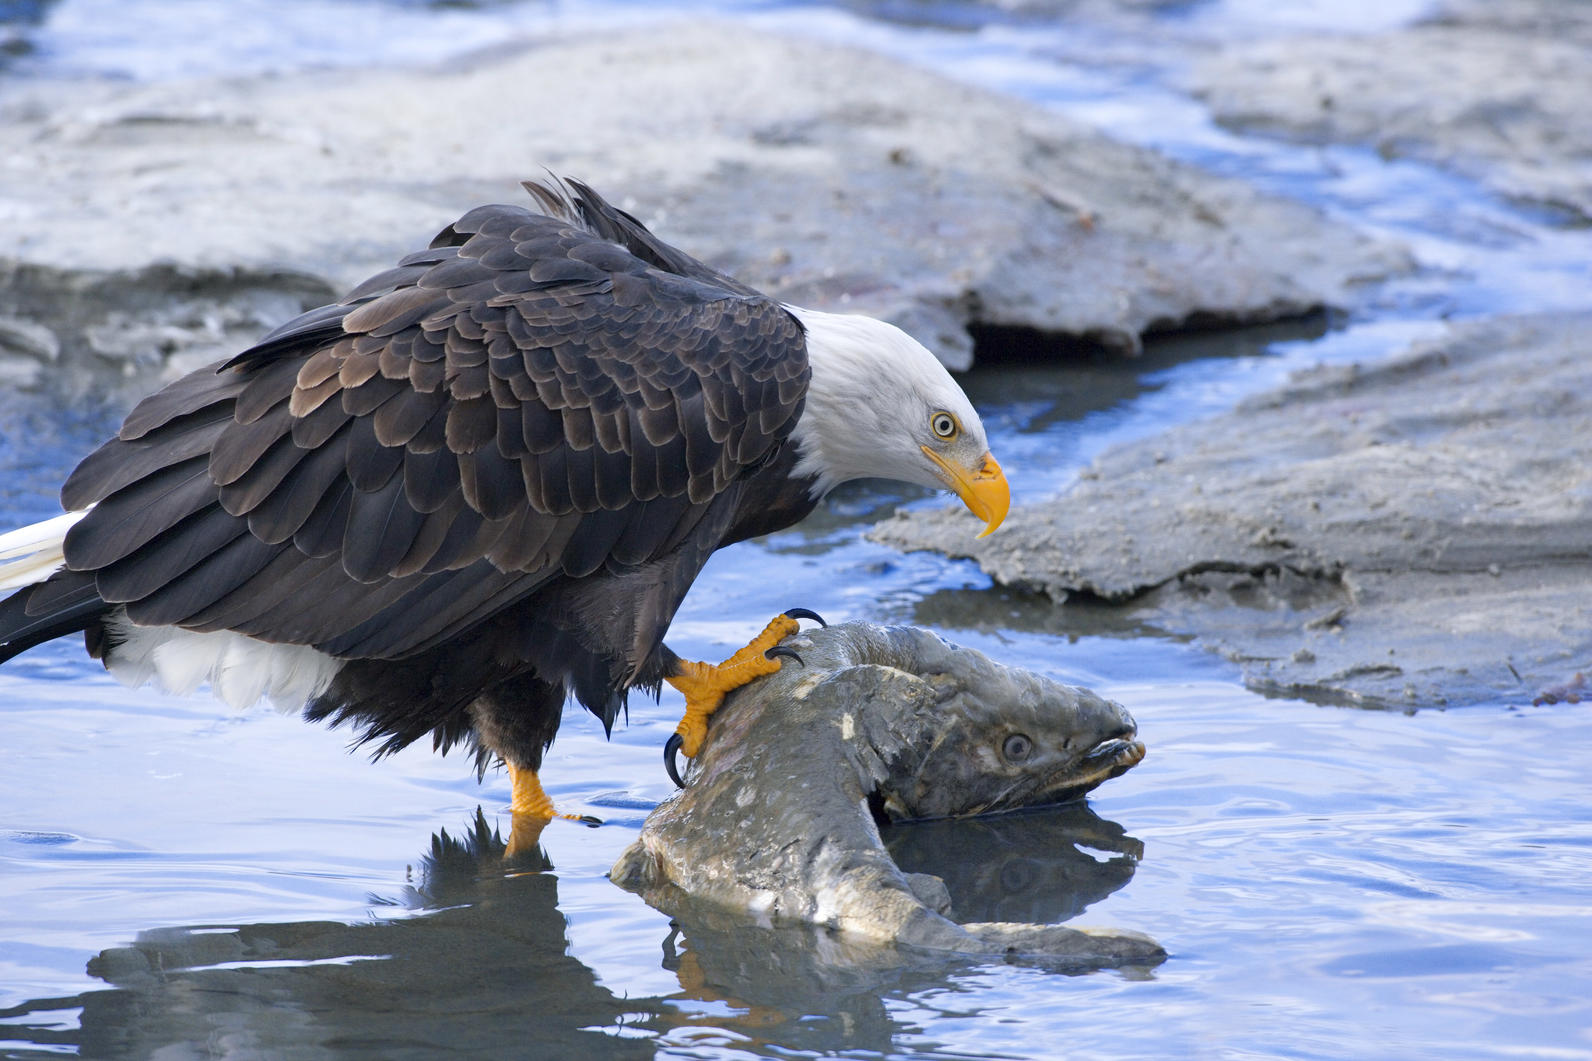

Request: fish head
left=871, top=658, right=1145, bottom=823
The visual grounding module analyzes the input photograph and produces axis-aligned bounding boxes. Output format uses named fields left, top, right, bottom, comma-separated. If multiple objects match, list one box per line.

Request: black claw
left=765, top=644, right=805, bottom=667
left=664, top=733, right=686, bottom=789
left=783, top=607, right=827, bottom=627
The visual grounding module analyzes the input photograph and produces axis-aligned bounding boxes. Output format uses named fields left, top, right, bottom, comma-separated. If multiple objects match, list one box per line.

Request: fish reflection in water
left=2, top=804, right=1147, bottom=1058
left=884, top=801, right=1143, bottom=927
left=653, top=799, right=1152, bottom=1050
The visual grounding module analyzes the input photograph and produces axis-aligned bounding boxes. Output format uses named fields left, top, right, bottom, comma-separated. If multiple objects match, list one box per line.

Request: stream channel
left=2, top=1, right=1589, bottom=1058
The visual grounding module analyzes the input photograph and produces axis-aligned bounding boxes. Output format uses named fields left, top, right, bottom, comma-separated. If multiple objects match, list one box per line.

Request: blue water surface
left=2, top=2, right=1590, bottom=1059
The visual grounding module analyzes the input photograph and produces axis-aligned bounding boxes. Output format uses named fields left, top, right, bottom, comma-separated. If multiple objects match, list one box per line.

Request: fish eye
left=930, top=411, right=959, bottom=440
left=1001, top=733, right=1033, bottom=762
left=999, top=858, right=1038, bottom=893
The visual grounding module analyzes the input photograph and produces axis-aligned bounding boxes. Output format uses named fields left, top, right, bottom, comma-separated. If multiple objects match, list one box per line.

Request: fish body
left=611, top=622, right=1163, bottom=968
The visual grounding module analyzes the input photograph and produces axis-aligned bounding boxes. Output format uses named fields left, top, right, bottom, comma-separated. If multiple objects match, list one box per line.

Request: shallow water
left=4, top=2, right=1592, bottom=1059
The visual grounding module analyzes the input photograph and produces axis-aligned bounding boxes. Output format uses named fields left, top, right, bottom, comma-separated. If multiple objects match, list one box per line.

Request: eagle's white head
left=784, top=306, right=1009, bottom=537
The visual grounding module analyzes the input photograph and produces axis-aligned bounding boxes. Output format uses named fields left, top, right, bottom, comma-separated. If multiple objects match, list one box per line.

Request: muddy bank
left=1192, top=1, right=1592, bottom=220
left=875, top=313, right=1592, bottom=708
left=0, top=20, right=1405, bottom=390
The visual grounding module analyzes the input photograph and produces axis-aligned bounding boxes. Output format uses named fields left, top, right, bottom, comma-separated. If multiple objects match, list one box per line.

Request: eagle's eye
left=930, top=411, right=959, bottom=440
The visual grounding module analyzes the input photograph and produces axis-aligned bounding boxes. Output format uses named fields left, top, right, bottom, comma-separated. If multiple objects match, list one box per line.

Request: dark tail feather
left=0, top=572, right=110, bottom=664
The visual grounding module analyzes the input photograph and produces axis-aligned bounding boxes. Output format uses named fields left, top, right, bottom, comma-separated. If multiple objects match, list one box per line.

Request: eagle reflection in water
left=2, top=804, right=1143, bottom=1058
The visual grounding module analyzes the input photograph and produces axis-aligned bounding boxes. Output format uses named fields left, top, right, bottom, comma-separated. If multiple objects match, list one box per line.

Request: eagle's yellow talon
left=723, top=615, right=800, bottom=665
left=666, top=614, right=802, bottom=760
left=673, top=712, right=710, bottom=760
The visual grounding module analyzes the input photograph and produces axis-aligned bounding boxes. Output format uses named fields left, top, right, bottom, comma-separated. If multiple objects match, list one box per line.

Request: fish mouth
left=1040, top=737, right=1146, bottom=804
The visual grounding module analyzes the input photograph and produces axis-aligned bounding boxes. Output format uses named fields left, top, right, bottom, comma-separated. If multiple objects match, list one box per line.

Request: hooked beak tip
left=923, top=447, right=1010, bottom=537
left=969, top=453, right=1010, bottom=537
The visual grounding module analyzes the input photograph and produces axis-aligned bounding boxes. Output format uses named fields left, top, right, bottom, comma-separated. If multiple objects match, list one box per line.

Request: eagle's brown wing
left=58, top=181, right=810, bottom=664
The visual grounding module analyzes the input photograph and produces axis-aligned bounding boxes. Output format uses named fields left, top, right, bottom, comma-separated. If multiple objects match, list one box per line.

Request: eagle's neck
left=783, top=306, right=912, bottom=498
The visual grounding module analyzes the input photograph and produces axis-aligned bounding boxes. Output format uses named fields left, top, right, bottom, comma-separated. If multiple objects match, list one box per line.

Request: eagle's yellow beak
left=921, top=447, right=1010, bottom=538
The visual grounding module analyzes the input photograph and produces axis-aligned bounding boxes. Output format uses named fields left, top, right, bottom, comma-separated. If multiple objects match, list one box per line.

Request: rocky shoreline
left=4, top=3, right=1586, bottom=710
left=0, top=19, right=1403, bottom=391
left=876, top=313, right=1592, bottom=709
left=1192, top=0, right=1592, bottom=222
left=864, top=0, right=1592, bottom=711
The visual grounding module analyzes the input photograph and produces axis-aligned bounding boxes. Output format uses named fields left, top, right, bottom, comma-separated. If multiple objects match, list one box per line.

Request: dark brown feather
left=64, top=457, right=217, bottom=569
left=402, top=444, right=459, bottom=514
left=458, top=444, right=523, bottom=521
left=373, top=388, right=447, bottom=449
left=343, top=416, right=404, bottom=493
left=236, top=356, right=313, bottom=426
left=320, top=561, right=533, bottom=659
left=95, top=506, right=248, bottom=605
left=293, top=478, right=353, bottom=558
left=61, top=404, right=233, bottom=512
left=290, top=391, right=353, bottom=450
left=391, top=492, right=468, bottom=576
left=209, top=402, right=294, bottom=488
left=122, top=531, right=281, bottom=627
left=219, top=433, right=318, bottom=517
left=20, top=177, right=818, bottom=771
left=342, top=474, right=428, bottom=583
left=445, top=395, right=498, bottom=453
left=183, top=549, right=343, bottom=632
left=113, top=362, right=250, bottom=443
left=245, top=424, right=353, bottom=544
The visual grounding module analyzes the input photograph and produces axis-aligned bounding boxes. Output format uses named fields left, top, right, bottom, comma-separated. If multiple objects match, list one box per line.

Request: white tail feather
left=107, top=616, right=341, bottom=712
left=0, top=511, right=88, bottom=591
left=4, top=510, right=341, bottom=712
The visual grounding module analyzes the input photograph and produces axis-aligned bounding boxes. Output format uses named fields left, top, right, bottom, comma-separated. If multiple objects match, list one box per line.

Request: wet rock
left=1431, top=0, right=1592, bottom=41
left=0, top=21, right=1406, bottom=392
left=838, top=0, right=1187, bottom=29
left=1192, top=4, right=1592, bottom=220
left=611, top=622, right=1162, bottom=969
left=0, top=260, right=335, bottom=393
left=874, top=313, right=1592, bottom=708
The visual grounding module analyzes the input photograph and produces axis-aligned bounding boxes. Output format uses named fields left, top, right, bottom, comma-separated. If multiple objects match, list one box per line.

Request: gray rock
left=0, top=260, right=335, bottom=393
left=840, top=0, right=1190, bottom=29
left=0, top=21, right=1406, bottom=390
left=1192, top=7, right=1592, bottom=220
left=1429, top=0, right=1592, bottom=43
left=874, top=313, right=1592, bottom=708
left=610, top=621, right=1162, bottom=969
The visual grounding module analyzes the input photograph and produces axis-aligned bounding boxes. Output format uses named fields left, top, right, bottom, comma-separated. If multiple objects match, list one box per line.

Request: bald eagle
left=0, top=178, right=1007, bottom=828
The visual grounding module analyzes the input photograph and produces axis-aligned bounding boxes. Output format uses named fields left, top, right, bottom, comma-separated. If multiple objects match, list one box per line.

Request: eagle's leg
left=507, top=762, right=569, bottom=819
left=469, top=674, right=599, bottom=856
left=663, top=609, right=823, bottom=782
left=504, top=762, right=599, bottom=855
